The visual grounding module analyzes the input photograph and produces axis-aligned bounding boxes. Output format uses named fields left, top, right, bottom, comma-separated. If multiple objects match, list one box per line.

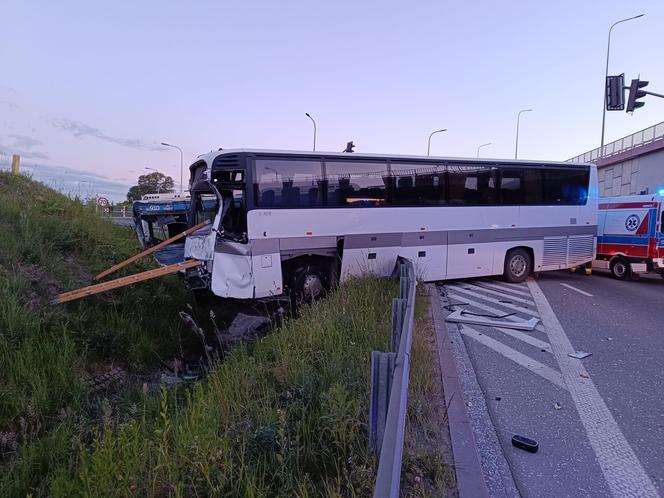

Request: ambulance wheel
left=610, top=258, right=630, bottom=280
left=503, top=249, right=531, bottom=283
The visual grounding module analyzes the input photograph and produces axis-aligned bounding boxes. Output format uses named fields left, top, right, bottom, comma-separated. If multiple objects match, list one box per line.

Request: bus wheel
left=610, top=258, right=630, bottom=280
left=503, top=249, right=531, bottom=283
left=289, top=263, right=327, bottom=305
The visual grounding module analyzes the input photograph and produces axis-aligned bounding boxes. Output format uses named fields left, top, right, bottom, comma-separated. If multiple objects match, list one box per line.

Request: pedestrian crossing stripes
left=459, top=325, right=567, bottom=390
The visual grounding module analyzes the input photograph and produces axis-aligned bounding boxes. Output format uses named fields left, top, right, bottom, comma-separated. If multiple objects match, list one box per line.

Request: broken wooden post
left=94, top=219, right=210, bottom=280
left=52, top=259, right=203, bottom=305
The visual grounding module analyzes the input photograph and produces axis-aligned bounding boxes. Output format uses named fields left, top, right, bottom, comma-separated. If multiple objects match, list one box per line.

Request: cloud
left=0, top=160, right=132, bottom=202
left=52, top=118, right=164, bottom=151
left=8, top=134, right=43, bottom=150
left=0, top=142, right=49, bottom=161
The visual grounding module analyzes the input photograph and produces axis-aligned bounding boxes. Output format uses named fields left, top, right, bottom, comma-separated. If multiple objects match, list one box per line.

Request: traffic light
left=605, top=74, right=625, bottom=110
left=344, top=141, right=355, bottom=153
left=626, top=78, right=649, bottom=112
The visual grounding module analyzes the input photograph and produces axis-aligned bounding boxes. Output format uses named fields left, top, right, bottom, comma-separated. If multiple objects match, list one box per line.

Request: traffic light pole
left=642, top=90, right=664, bottom=99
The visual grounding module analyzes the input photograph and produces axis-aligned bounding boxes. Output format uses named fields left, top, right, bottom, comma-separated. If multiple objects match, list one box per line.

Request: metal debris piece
left=227, top=313, right=271, bottom=343
left=445, top=309, right=538, bottom=331
left=553, top=402, right=562, bottom=410
left=568, top=351, right=592, bottom=359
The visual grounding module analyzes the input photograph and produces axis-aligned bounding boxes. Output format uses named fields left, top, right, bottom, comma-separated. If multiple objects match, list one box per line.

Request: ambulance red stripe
left=598, top=202, right=658, bottom=209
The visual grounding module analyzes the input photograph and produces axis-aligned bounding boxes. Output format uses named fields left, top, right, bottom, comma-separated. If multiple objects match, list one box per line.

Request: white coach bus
left=183, top=149, right=597, bottom=301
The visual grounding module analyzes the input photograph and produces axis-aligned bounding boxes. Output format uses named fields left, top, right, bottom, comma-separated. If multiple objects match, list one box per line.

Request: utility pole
left=305, top=113, right=317, bottom=151
left=515, top=109, right=532, bottom=159
left=427, top=129, right=446, bottom=156
left=600, top=14, right=644, bottom=153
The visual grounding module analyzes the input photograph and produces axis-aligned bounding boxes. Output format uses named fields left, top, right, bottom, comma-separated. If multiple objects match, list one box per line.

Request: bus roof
left=195, top=148, right=593, bottom=168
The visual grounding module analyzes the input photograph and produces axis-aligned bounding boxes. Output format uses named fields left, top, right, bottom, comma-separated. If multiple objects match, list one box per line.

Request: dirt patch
left=15, top=262, right=61, bottom=310
left=64, top=255, right=93, bottom=284
left=81, top=363, right=128, bottom=394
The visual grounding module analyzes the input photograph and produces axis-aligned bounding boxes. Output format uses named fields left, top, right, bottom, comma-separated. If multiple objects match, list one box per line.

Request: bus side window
left=448, top=165, right=497, bottom=205
left=255, top=159, right=323, bottom=208
left=389, top=164, right=446, bottom=206
left=543, top=168, right=589, bottom=205
left=326, top=161, right=387, bottom=207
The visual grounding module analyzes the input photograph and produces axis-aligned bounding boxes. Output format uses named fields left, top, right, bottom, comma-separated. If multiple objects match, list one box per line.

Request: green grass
left=2, top=277, right=396, bottom=497
left=0, top=172, right=402, bottom=496
left=0, top=172, right=189, bottom=482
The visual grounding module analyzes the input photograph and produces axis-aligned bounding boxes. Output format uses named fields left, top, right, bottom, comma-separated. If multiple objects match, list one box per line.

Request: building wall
left=597, top=148, right=664, bottom=197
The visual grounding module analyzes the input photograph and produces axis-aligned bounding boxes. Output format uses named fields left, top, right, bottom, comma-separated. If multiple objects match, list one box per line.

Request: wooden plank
left=52, top=259, right=203, bottom=305
left=94, top=219, right=210, bottom=281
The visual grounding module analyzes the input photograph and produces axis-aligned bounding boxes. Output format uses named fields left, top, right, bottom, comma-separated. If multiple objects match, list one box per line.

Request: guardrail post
left=369, top=350, right=396, bottom=455
left=399, top=271, right=408, bottom=300
left=391, top=298, right=406, bottom=352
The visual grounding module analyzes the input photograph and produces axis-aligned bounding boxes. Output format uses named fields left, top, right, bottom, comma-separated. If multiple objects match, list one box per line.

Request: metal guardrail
left=567, top=121, right=664, bottom=164
left=370, top=259, right=417, bottom=498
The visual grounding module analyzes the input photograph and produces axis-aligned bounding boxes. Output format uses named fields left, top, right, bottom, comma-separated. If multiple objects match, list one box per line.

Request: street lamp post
left=161, top=142, right=184, bottom=193
left=600, top=14, right=645, bottom=154
left=427, top=129, right=447, bottom=156
left=476, top=142, right=492, bottom=158
left=514, top=109, right=532, bottom=159
left=305, top=113, right=317, bottom=151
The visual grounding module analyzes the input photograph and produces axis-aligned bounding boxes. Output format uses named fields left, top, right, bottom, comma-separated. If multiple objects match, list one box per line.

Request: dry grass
left=402, top=286, right=457, bottom=497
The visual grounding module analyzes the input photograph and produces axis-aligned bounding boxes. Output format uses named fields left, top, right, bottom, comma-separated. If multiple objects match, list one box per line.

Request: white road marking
left=528, top=279, right=658, bottom=498
left=446, top=285, right=540, bottom=318
left=455, top=282, right=536, bottom=306
left=494, top=327, right=552, bottom=353
left=460, top=325, right=567, bottom=390
left=560, top=282, right=594, bottom=297
left=476, top=280, right=534, bottom=298
left=446, top=291, right=546, bottom=334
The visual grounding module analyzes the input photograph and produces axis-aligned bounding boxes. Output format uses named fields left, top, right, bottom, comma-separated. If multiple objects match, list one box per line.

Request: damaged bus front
left=184, top=154, right=283, bottom=299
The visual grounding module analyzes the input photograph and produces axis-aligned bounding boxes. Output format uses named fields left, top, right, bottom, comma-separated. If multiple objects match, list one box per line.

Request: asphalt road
left=439, top=270, right=664, bottom=498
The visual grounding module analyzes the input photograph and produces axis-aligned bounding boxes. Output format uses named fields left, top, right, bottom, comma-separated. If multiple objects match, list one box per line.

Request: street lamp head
left=305, top=112, right=311, bottom=118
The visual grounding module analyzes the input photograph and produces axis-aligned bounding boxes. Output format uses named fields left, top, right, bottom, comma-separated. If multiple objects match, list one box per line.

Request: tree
left=126, top=171, right=174, bottom=201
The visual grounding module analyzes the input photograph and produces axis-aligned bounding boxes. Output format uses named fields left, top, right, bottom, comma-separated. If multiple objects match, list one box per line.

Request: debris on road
left=553, top=402, right=562, bottom=410
left=568, top=351, right=592, bottom=359
left=445, top=309, right=539, bottom=331
left=512, top=434, right=539, bottom=453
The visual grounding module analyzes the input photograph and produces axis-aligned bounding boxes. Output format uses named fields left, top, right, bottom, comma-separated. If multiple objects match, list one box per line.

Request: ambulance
left=595, top=192, right=664, bottom=279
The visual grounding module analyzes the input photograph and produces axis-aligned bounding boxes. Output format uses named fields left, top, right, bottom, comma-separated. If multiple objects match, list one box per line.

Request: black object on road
left=512, top=435, right=539, bottom=453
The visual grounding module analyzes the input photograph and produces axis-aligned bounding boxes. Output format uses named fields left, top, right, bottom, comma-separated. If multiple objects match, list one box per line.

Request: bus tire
left=503, top=249, right=531, bottom=283
left=610, top=258, right=630, bottom=280
left=289, top=263, right=328, bottom=306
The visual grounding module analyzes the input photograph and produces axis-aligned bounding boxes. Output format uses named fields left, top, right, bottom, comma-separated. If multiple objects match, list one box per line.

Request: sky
left=1, top=0, right=664, bottom=202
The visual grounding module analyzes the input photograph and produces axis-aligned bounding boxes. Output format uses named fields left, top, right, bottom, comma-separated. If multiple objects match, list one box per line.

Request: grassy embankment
left=2, top=172, right=450, bottom=496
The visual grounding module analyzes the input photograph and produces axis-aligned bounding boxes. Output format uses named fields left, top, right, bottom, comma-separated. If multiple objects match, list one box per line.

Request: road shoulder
left=428, top=283, right=520, bottom=498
